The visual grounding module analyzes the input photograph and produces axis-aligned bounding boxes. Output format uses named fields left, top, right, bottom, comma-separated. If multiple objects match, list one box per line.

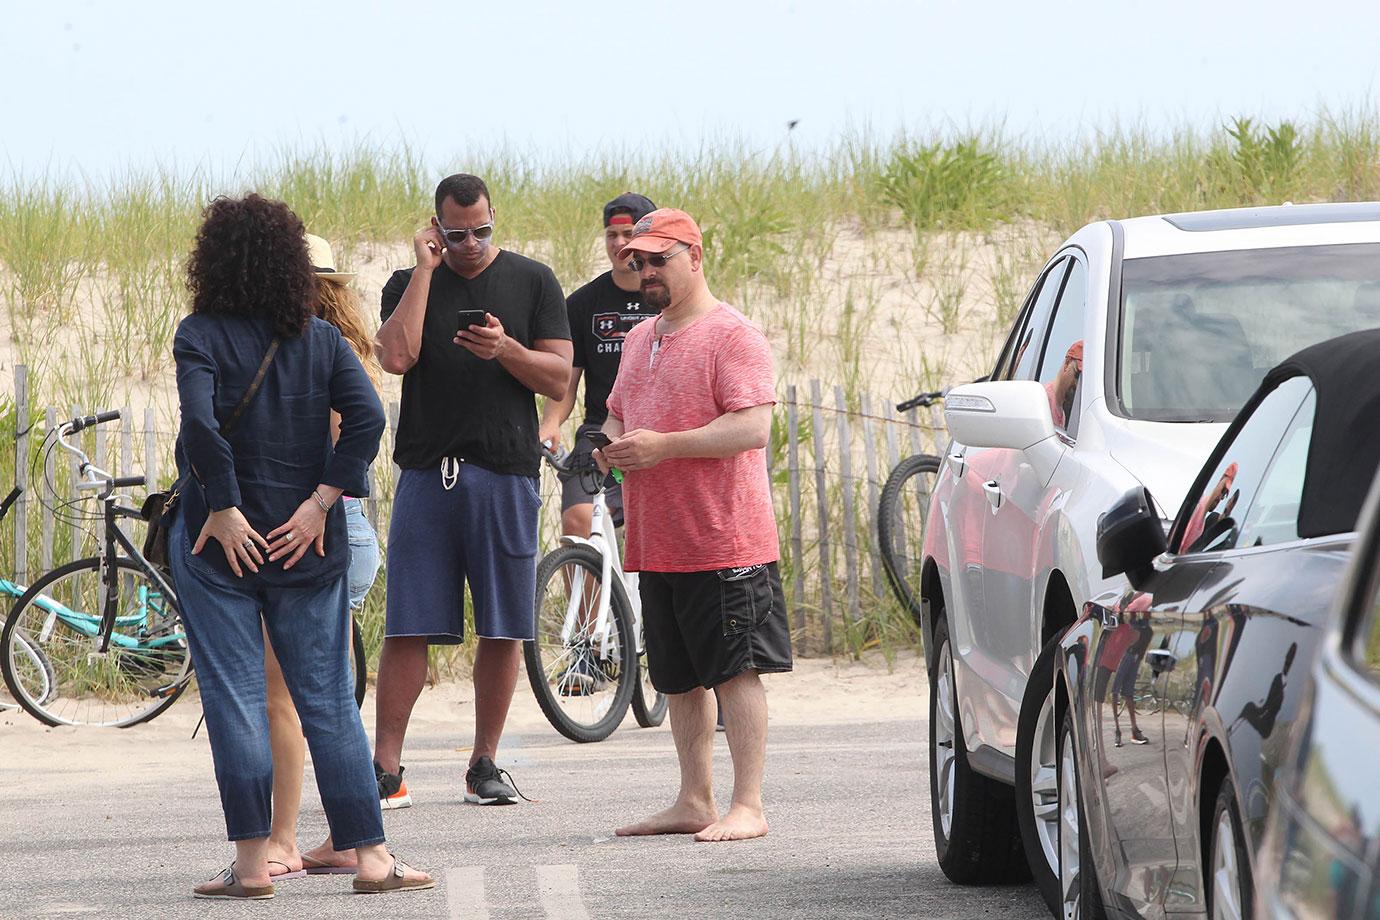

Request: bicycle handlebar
left=896, top=390, right=945, bottom=413
left=69, top=410, right=121, bottom=433
left=0, top=487, right=19, bottom=523
left=76, top=475, right=145, bottom=492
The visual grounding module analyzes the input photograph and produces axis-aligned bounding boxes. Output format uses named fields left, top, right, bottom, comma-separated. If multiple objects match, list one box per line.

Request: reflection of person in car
left=1110, top=600, right=1155, bottom=747
left=1230, top=642, right=1298, bottom=738
left=1181, top=462, right=1239, bottom=551
left=1044, top=340, right=1083, bottom=428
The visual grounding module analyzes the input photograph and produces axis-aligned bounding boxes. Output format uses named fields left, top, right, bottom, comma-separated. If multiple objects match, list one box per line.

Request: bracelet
left=312, top=489, right=333, bottom=513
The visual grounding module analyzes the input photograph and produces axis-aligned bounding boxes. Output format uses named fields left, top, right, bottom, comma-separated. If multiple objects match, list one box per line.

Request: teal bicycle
left=1, top=412, right=193, bottom=727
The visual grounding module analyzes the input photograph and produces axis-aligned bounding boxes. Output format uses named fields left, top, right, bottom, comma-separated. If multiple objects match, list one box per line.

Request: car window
left=1350, top=541, right=1380, bottom=680
left=1235, top=389, right=1316, bottom=548
left=1118, top=242, right=1380, bottom=422
left=1036, top=258, right=1087, bottom=437
left=1175, top=375, right=1315, bottom=554
left=999, top=258, right=1069, bottom=382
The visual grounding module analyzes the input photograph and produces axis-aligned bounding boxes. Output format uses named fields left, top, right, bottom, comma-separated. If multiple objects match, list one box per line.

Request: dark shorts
left=385, top=461, right=540, bottom=643
left=638, top=562, right=793, bottom=694
left=558, top=422, right=623, bottom=523
left=1112, top=656, right=1140, bottom=699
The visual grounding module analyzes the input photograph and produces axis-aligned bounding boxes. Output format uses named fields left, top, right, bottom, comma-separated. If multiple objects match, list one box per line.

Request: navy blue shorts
left=385, top=461, right=540, bottom=643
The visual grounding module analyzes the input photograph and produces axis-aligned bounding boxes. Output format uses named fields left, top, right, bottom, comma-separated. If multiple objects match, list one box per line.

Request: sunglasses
left=437, top=221, right=495, bottom=244
left=629, top=243, right=689, bottom=272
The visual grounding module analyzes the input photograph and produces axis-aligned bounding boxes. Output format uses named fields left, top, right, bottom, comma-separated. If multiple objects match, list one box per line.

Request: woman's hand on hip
left=193, top=508, right=269, bottom=577
left=267, top=497, right=329, bottom=569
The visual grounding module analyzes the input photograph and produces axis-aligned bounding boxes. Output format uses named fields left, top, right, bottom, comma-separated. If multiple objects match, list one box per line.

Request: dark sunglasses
left=629, top=243, right=689, bottom=272
left=437, top=221, right=494, bottom=244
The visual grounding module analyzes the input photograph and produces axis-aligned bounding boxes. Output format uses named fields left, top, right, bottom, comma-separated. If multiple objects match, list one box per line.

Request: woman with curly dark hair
left=169, top=194, right=432, bottom=899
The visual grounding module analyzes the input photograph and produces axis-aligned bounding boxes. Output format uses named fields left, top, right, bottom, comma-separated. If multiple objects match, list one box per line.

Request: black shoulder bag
left=141, top=338, right=281, bottom=569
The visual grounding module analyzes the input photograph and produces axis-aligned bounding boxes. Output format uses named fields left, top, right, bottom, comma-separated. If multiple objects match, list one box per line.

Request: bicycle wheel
left=1, top=556, right=192, bottom=727
left=878, top=454, right=942, bottom=620
left=524, top=544, right=636, bottom=743
left=631, top=625, right=667, bottom=727
left=351, top=617, right=367, bottom=709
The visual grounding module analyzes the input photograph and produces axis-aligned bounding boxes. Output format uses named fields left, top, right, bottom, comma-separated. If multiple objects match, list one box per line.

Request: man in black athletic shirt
left=373, top=174, right=572, bottom=808
left=539, top=193, right=657, bottom=537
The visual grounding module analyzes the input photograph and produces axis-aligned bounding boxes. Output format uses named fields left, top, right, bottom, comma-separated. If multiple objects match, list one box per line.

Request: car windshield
left=1117, top=241, right=1380, bottom=422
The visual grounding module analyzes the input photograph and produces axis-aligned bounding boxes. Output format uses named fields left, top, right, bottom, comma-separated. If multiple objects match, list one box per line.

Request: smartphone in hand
left=584, top=431, right=612, bottom=449
left=457, top=309, right=487, bottom=335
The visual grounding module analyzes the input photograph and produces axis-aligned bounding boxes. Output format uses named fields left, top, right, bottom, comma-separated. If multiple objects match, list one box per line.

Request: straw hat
left=305, top=233, right=357, bottom=283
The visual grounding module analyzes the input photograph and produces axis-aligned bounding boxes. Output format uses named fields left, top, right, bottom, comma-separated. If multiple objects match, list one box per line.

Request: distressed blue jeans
left=168, top=515, right=385, bottom=848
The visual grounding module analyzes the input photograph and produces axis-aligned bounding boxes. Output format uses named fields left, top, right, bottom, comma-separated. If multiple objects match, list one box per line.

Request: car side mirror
left=943, top=380, right=1056, bottom=451
left=1097, top=487, right=1167, bottom=590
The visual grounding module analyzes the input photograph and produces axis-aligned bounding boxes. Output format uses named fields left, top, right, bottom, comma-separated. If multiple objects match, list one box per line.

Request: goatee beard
left=642, top=285, right=671, bottom=311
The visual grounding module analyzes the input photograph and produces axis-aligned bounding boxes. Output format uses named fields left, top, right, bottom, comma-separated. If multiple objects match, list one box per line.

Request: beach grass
left=4, top=105, right=1380, bottom=663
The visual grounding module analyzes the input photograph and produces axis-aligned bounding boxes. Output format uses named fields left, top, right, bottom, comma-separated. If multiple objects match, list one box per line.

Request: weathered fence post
left=906, top=408, right=924, bottom=460
left=861, top=393, right=884, bottom=600
left=69, top=405, right=82, bottom=560
left=810, top=378, right=833, bottom=651
left=14, top=366, right=29, bottom=585
left=835, top=386, right=860, bottom=630
left=144, top=407, right=158, bottom=491
left=41, top=407, right=56, bottom=570
left=786, top=385, right=803, bottom=633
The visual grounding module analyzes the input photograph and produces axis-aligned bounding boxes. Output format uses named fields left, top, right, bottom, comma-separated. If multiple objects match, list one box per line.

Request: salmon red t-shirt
left=606, top=303, right=778, bottom=573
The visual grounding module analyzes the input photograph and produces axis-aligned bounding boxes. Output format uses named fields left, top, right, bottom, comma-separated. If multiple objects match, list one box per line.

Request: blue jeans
left=168, top=515, right=385, bottom=848
left=344, top=497, right=381, bottom=609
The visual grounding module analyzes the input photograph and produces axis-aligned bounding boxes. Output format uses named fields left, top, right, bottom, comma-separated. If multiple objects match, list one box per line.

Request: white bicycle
left=523, top=446, right=667, bottom=742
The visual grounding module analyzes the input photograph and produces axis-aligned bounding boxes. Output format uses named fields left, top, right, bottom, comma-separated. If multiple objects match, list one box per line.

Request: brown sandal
left=352, top=857, right=435, bottom=894
left=193, top=865, right=275, bottom=900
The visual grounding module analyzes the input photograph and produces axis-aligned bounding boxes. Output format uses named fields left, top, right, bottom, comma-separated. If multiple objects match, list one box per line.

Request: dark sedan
left=1255, top=472, right=1380, bottom=918
left=1037, top=329, right=1380, bottom=920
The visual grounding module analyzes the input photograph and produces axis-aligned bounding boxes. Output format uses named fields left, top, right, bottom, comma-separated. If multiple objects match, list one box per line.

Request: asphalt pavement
left=0, top=677, right=1047, bottom=920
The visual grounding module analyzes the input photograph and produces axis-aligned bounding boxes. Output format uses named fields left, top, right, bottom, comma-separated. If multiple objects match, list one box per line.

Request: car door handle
left=948, top=452, right=966, bottom=478
left=983, top=480, right=1002, bottom=510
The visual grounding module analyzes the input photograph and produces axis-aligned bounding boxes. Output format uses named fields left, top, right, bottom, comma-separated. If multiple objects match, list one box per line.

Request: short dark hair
left=435, top=174, right=491, bottom=214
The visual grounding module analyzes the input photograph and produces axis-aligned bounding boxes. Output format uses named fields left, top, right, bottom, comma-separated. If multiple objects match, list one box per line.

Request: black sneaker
left=464, top=756, right=524, bottom=805
left=557, top=651, right=595, bottom=697
left=375, top=761, right=412, bottom=810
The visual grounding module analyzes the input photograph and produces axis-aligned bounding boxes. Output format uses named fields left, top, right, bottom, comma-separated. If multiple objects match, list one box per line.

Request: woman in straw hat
left=258, top=233, right=392, bottom=879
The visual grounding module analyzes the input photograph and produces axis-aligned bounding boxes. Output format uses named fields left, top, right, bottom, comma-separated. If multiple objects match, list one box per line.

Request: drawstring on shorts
left=441, top=457, right=462, bottom=491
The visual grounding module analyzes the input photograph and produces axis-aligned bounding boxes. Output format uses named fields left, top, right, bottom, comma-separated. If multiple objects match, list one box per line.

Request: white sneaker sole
left=463, top=791, right=516, bottom=805
left=380, top=793, right=413, bottom=810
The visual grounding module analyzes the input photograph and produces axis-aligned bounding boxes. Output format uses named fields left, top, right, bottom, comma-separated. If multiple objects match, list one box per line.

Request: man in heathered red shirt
left=597, top=208, right=792, bottom=842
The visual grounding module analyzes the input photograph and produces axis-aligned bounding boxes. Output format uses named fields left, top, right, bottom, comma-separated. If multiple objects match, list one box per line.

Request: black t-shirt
left=381, top=251, right=569, bottom=475
left=567, top=271, right=658, bottom=425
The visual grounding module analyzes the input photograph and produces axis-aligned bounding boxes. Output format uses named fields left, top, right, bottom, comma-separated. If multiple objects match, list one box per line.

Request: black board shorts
left=637, top=562, right=793, bottom=694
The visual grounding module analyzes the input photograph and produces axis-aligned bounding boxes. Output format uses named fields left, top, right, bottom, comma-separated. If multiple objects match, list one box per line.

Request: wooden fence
left=6, top=365, right=945, bottom=653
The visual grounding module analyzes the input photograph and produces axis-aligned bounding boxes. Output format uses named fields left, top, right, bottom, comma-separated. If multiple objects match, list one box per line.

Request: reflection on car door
left=972, top=257, right=1084, bottom=750
left=944, top=257, right=1070, bottom=750
left=1085, top=558, right=1219, bottom=917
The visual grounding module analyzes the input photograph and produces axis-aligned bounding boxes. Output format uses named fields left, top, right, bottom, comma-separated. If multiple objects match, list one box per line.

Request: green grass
left=6, top=105, right=1380, bottom=660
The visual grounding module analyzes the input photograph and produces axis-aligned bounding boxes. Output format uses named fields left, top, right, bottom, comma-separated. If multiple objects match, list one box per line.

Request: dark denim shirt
left=173, top=313, right=385, bottom=586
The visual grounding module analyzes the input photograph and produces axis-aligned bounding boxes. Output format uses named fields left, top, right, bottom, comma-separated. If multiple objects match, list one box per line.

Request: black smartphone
left=457, top=309, right=487, bottom=334
left=584, top=431, right=612, bottom=449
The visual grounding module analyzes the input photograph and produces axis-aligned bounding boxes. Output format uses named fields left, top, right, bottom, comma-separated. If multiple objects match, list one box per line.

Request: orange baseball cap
left=1065, top=340, right=1084, bottom=369
left=616, top=208, right=703, bottom=260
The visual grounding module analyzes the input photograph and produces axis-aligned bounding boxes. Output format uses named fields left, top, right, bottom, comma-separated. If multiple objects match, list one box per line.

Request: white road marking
left=447, top=866, right=490, bottom=920
left=536, top=864, right=592, bottom=920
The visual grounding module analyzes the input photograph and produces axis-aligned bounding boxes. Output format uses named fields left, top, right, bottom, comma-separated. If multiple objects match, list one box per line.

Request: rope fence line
left=6, top=367, right=947, bottom=653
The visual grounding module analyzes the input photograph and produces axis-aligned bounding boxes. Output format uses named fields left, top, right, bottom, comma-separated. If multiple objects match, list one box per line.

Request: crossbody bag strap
left=222, top=337, right=281, bottom=437
left=168, top=336, right=281, bottom=507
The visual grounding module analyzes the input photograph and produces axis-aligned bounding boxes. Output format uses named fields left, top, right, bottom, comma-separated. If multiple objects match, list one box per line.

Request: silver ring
left=285, top=531, right=294, bottom=541
left=242, top=540, right=254, bottom=550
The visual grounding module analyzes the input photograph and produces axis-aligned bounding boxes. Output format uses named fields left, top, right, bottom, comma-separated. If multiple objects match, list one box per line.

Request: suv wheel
left=929, top=611, right=1029, bottom=884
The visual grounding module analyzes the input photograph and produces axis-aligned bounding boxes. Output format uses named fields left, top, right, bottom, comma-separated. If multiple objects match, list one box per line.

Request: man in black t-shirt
left=539, top=192, right=658, bottom=538
left=373, top=173, right=572, bottom=808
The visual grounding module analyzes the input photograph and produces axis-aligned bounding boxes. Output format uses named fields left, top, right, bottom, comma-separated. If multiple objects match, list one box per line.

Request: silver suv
left=918, top=202, right=1380, bottom=910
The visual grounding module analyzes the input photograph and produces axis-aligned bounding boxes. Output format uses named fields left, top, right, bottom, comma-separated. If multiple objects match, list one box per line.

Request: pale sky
left=3, top=0, right=1379, bottom=182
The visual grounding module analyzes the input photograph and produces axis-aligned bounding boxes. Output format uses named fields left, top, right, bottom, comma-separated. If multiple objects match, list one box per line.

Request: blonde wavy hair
left=316, top=277, right=382, bottom=391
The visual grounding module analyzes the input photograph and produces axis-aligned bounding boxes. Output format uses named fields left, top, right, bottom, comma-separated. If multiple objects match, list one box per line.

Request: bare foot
left=615, top=802, right=718, bottom=837
left=302, top=841, right=356, bottom=872
left=693, top=805, right=768, bottom=842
